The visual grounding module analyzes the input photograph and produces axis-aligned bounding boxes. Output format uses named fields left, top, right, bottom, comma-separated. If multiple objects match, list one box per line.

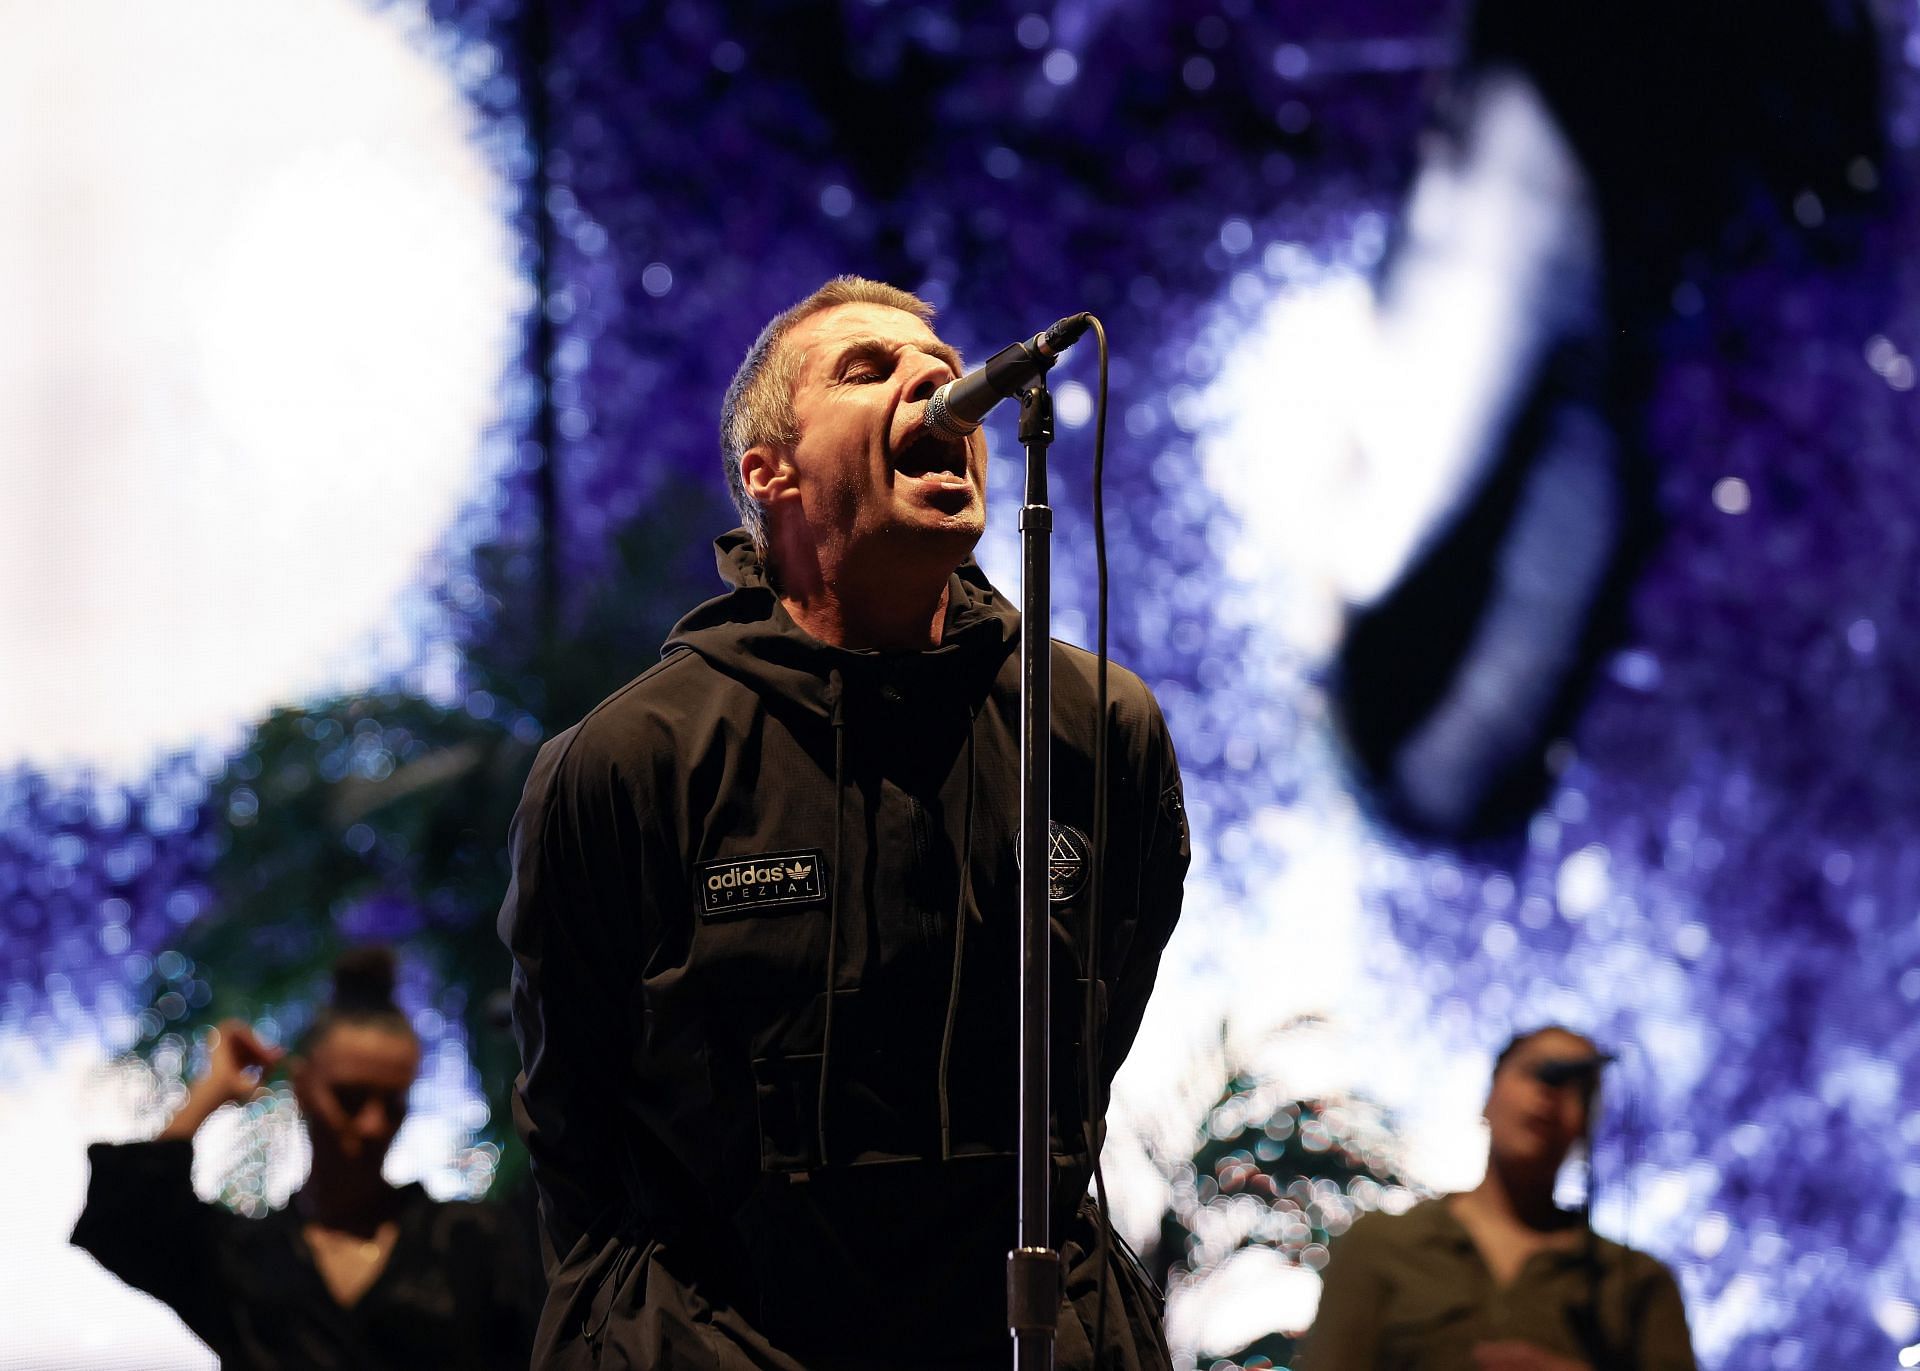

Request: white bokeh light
left=1108, top=71, right=1608, bottom=1363
left=0, top=0, right=524, bottom=773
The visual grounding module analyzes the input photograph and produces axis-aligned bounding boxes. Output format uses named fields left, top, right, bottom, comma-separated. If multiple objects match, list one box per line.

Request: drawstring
left=817, top=669, right=847, bottom=1168
left=579, top=1225, right=643, bottom=1360
left=937, top=706, right=980, bottom=1160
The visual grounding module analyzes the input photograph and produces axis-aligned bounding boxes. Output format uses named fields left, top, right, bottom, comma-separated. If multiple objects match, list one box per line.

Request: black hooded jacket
left=500, top=532, right=1189, bottom=1369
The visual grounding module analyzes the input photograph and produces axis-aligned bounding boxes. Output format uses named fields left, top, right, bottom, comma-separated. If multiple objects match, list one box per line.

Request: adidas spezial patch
left=698, top=850, right=829, bottom=917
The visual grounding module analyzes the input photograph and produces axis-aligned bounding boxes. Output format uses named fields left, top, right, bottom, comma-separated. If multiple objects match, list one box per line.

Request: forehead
left=310, top=1023, right=419, bottom=1085
left=1502, top=1028, right=1594, bottom=1071
left=787, top=301, right=952, bottom=375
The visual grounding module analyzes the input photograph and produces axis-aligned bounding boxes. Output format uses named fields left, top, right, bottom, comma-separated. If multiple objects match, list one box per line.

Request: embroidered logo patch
left=698, top=849, right=829, bottom=917
left=1047, top=822, right=1090, bottom=903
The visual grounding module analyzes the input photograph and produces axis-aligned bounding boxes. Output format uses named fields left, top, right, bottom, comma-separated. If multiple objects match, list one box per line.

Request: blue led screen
left=3, top=2, right=1918, bottom=1367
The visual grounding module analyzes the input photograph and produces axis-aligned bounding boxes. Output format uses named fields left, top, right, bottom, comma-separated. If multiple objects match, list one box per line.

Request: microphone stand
left=1575, top=1085, right=1616, bottom=1371
left=1008, top=377, right=1061, bottom=1371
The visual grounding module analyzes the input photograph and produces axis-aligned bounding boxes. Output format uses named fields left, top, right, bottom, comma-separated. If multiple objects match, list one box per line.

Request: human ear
left=740, top=445, right=799, bottom=509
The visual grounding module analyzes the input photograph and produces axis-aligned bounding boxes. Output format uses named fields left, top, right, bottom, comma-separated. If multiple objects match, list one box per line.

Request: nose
left=903, top=351, right=951, bottom=405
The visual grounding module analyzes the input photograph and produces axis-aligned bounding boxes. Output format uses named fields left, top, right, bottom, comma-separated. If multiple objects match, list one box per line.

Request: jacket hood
left=661, top=529, right=1020, bottom=720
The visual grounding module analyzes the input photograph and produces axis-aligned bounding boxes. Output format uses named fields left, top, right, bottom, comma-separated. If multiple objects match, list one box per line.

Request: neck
left=1467, top=1154, right=1568, bottom=1232
left=299, top=1157, right=395, bottom=1233
left=772, top=532, right=957, bottom=650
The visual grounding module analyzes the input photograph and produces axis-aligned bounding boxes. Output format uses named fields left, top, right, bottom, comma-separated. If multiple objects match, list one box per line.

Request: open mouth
left=893, top=429, right=970, bottom=482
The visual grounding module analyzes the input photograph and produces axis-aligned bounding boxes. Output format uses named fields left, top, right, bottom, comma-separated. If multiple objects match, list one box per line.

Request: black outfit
left=70, top=1138, right=539, bottom=1371
left=499, top=531, right=1190, bottom=1369
left=1302, top=1199, right=1696, bottom=1371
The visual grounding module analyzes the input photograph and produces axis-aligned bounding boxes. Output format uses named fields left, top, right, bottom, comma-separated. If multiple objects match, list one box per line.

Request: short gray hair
left=719, top=276, right=937, bottom=553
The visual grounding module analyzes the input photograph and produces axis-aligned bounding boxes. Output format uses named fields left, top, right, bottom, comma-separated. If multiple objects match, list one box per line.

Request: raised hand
left=158, top=1018, right=286, bottom=1141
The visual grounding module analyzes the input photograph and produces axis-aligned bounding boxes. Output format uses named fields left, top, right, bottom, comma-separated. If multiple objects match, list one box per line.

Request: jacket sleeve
left=497, top=728, right=650, bottom=1274
left=472, top=1193, right=547, bottom=1370
left=69, top=1139, right=241, bottom=1350
left=1103, top=685, right=1190, bottom=1071
left=1631, top=1260, right=1698, bottom=1371
left=1296, top=1212, right=1389, bottom=1371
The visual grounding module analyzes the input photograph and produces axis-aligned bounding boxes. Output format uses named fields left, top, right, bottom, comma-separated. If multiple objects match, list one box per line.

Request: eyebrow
left=828, top=334, right=964, bottom=377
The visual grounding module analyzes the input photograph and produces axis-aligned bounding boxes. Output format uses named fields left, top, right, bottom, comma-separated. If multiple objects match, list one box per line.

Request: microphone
left=1531, top=1053, right=1615, bottom=1087
left=923, top=313, right=1093, bottom=439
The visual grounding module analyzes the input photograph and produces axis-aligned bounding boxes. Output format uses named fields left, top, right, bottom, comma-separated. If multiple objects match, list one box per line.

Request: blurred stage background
left=3, top=0, right=1918, bottom=1367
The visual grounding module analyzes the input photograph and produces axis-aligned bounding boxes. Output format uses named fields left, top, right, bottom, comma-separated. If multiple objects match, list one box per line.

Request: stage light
left=0, top=0, right=522, bottom=775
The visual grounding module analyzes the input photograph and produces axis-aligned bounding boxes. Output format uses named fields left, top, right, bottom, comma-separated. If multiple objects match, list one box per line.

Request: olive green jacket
left=1302, top=1198, right=1696, bottom=1371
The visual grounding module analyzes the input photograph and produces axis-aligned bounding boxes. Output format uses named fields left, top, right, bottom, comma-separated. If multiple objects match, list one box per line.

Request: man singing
left=499, top=276, right=1189, bottom=1369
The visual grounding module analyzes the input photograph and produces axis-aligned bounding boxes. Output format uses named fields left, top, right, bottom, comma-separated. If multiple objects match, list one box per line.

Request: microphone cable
left=1074, top=314, right=1116, bottom=1371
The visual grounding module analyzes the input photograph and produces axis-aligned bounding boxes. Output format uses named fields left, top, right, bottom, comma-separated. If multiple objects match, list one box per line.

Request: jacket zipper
left=908, top=796, right=936, bottom=944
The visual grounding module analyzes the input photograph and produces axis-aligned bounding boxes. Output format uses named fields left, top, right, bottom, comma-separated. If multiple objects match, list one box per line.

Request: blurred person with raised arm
left=71, top=947, right=538, bottom=1370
